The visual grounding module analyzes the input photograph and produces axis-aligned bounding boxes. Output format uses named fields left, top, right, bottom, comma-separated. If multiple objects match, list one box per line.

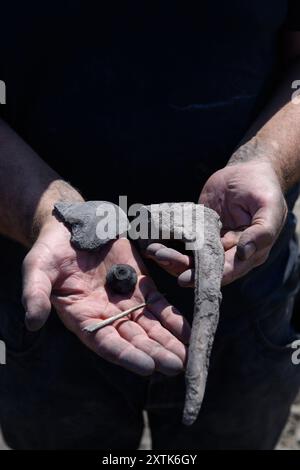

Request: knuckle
left=164, top=337, right=179, bottom=352
left=131, top=332, right=147, bottom=345
left=22, top=252, right=39, bottom=274
left=260, top=190, right=276, bottom=204
left=161, top=308, right=172, bottom=324
left=147, top=323, right=161, bottom=338
left=148, top=342, right=164, bottom=358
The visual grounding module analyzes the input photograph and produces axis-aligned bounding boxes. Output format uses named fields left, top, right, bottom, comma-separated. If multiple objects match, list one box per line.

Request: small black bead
left=106, top=264, right=138, bottom=295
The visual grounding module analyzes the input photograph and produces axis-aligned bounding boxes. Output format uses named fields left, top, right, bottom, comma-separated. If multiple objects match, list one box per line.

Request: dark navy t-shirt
left=0, top=1, right=298, bottom=201
left=0, top=1, right=299, bottom=301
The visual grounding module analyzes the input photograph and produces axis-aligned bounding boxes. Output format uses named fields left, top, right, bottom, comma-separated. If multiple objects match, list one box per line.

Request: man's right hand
left=22, top=218, right=190, bottom=376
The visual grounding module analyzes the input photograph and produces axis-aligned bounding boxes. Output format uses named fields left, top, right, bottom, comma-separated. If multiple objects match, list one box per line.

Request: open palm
left=22, top=220, right=190, bottom=376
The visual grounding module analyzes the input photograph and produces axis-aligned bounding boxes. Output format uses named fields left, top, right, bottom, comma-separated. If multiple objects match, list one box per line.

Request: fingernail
left=178, top=270, right=194, bottom=287
left=156, top=259, right=171, bottom=266
left=155, top=248, right=172, bottom=265
left=237, top=242, right=256, bottom=261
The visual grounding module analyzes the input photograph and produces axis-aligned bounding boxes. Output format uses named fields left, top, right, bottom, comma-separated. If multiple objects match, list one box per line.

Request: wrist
left=227, top=136, right=285, bottom=191
left=31, top=180, right=84, bottom=243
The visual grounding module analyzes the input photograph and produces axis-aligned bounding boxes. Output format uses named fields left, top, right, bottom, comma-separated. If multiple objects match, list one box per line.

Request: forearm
left=0, top=119, right=83, bottom=246
left=228, top=58, right=300, bottom=192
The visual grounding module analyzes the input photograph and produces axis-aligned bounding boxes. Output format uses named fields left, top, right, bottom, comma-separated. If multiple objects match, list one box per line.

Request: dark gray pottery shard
left=54, top=201, right=129, bottom=251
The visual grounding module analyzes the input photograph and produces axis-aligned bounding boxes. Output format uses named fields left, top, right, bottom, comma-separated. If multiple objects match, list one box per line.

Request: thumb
left=22, top=257, right=54, bottom=331
left=237, top=218, right=277, bottom=262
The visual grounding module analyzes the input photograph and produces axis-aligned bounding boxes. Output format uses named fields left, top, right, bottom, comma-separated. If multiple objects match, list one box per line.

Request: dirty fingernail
left=156, top=248, right=175, bottom=265
left=157, top=260, right=171, bottom=266
left=145, top=243, right=163, bottom=255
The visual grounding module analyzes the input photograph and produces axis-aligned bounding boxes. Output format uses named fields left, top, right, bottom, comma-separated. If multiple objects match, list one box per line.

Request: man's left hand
left=143, top=160, right=287, bottom=286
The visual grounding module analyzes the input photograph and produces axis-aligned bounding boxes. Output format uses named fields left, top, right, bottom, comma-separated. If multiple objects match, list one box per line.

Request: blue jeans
left=0, top=212, right=300, bottom=450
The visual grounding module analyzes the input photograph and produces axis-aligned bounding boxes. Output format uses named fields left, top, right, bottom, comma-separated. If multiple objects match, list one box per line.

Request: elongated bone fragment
left=83, top=303, right=147, bottom=333
left=140, top=203, right=224, bottom=425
